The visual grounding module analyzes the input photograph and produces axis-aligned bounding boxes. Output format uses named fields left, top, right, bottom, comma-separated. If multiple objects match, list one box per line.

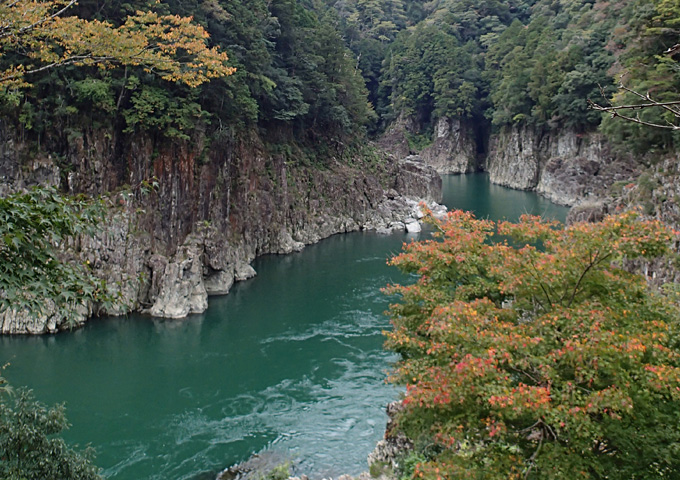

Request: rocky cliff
left=380, top=114, right=643, bottom=208
left=485, top=124, right=680, bottom=286
left=379, top=116, right=479, bottom=174
left=486, top=125, right=639, bottom=206
left=0, top=125, right=442, bottom=334
left=419, top=117, right=479, bottom=174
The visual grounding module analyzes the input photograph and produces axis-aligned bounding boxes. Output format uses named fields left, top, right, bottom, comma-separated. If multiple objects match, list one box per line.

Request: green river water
left=0, top=174, right=568, bottom=480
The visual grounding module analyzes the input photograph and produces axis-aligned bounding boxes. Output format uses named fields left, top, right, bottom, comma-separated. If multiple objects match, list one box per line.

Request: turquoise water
left=441, top=173, right=568, bottom=221
left=0, top=174, right=568, bottom=480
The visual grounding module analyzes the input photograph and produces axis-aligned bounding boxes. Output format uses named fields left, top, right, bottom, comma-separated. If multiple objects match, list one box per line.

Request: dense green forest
left=334, top=0, right=680, bottom=150
left=3, top=0, right=678, bottom=157
left=328, top=0, right=679, bottom=151
left=1, top=0, right=375, bottom=152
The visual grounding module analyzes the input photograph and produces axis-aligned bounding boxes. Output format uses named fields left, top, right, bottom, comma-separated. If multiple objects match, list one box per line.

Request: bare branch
left=20, top=0, right=78, bottom=36
left=589, top=104, right=680, bottom=130
left=588, top=79, right=680, bottom=131
left=619, top=84, right=680, bottom=117
left=588, top=99, right=680, bottom=114
left=0, top=54, right=120, bottom=83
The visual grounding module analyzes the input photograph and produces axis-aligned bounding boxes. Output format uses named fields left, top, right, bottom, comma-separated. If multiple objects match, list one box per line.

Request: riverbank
left=1, top=149, right=444, bottom=334
left=0, top=174, right=570, bottom=480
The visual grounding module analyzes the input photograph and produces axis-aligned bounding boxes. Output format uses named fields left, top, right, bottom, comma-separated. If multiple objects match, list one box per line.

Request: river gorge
left=1, top=174, right=568, bottom=480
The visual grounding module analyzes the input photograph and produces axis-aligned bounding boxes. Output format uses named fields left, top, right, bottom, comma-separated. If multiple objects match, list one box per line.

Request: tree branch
left=0, top=53, right=121, bottom=83
left=588, top=99, right=680, bottom=114
left=594, top=107, right=680, bottom=131
left=588, top=79, right=680, bottom=131
left=563, top=249, right=600, bottom=308
left=19, top=0, right=78, bottom=36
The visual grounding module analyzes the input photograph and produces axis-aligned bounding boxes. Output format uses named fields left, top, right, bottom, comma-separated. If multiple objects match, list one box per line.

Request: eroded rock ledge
left=487, top=125, right=638, bottom=206
left=1, top=140, right=443, bottom=333
left=379, top=115, right=479, bottom=175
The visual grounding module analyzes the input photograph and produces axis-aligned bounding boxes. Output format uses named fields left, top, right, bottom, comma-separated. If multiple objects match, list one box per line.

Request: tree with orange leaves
left=0, top=0, right=235, bottom=89
left=385, top=209, right=680, bottom=479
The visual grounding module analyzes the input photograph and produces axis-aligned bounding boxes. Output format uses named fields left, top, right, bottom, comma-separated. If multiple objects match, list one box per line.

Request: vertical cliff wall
left=486, top=125, right=639, bottom=206
left=0, top=126, right=442, bottom=333
left=379, top=115, right=637, bottom=207
left=379, top=115, right=479, bottom=174
left=420, top=117, right=479, bottom=174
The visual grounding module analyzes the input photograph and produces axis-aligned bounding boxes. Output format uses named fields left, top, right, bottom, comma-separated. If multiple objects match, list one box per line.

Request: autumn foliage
left=0, top=0, right=235, bottom=88
left=385, top=209, right=680, bottom=479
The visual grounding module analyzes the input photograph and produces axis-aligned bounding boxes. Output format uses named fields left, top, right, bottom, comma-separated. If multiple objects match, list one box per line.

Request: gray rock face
left=80, top=200, right=150, bottom=316
left=147, top=243, right=208, bottom=318
left=378, top=115, right=479, bottom=175
left=486, top=125, right=541, bottom=190
left=377, top=113, right=419, bottom=160
left=420, top=117, right=478, bottom=174
left=393, top=155, right=442, bottom=202
left=113, top=155, right=440, bottom=320
left=487, top=125, right=638, bottom=206
left=203, top=269, right=235, bottom=296
left=235, top=262, right=257, bottom=282
left=0, top=300, right=90, bottom=334
left=0, top=124, right=60, bottom=197
left=367, top=401, right=413, bottom=474
left=0, top=302, right=61, bottom=334
left=405, top=219, right=422, bottom=233
left=0, top=128, right=443, bottom=328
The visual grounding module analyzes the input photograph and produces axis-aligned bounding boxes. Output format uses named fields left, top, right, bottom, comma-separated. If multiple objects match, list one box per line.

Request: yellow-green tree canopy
left=0, top=0, right=235, bottom=89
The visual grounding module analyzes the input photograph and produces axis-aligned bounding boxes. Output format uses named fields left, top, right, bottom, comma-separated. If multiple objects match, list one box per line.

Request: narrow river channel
left=0, top=174, right=569, bottom=480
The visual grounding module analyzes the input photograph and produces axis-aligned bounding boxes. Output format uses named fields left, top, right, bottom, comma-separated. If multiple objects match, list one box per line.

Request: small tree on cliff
left=0, top=0, right=235, bottom=90
left=385, top=209, right=680, bottom=479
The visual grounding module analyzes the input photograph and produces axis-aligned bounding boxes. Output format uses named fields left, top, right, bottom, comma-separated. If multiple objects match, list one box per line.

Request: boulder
left=146, top=243, right=208, bottom=318
left=405, top=220, right=422, bottom=233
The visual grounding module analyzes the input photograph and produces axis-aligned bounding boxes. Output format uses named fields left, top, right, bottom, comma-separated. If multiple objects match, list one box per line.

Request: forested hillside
left=2, top=0, right=375, bottom=153
left=5, top=0, right=676, bottom=157
left=1, top=0, right=452, bottom=335
left=327, top=0, right=679, bottom=153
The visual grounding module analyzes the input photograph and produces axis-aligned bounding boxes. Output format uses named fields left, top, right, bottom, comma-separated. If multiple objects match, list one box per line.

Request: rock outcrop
left=366, top=401, right=412, bottom=477
left=378, top=115, right=479, bottom=175
left=420, top=117, right=478, bottom=174
left=0, top=127, right=443, bottom=333
left=0, top=300, right=90, bottom=334
left=377, top=113, right=419, bottom=160
left=146, top=243, right=208, bottom=318
left=0, top=123, right=61, bottom=196
left=486, top=125, right=639, bottom=206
